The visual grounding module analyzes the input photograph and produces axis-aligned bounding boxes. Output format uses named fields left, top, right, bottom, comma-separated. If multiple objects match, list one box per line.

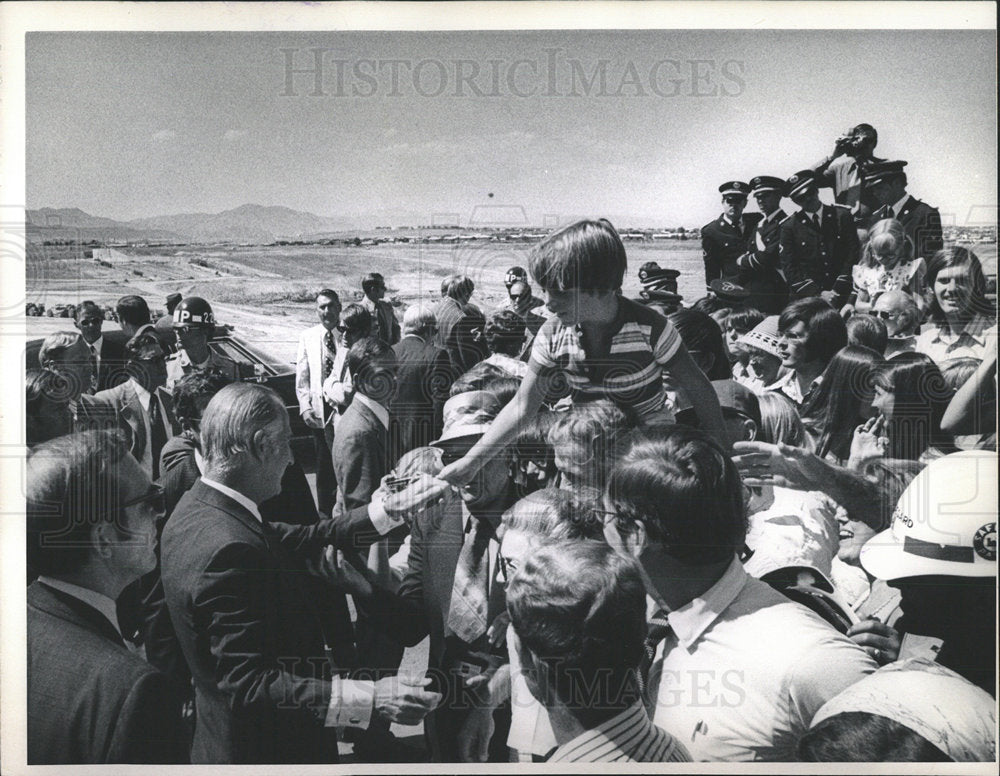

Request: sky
left=25, top=28, right=997, bottom=228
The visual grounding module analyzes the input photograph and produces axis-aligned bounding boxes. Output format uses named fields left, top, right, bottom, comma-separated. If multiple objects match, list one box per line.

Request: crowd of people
left=23, top=123, right=997, bottom=764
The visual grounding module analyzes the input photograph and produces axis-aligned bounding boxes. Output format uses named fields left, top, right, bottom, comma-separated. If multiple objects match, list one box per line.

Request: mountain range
left=26, top=204, right=361, bottom=244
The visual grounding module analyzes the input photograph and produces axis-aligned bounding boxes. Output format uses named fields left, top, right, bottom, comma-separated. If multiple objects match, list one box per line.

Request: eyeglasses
left=102, top=484, right=166, bottom=519
left=868, top=310, right=898, bottom=320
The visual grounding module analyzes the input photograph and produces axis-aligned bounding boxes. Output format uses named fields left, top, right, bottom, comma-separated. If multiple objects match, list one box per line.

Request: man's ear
left=92, top=522, right=115, bottom=560
left=250, top=428, right=269, bottom=460
left=512, top=631, right=543, bottom=703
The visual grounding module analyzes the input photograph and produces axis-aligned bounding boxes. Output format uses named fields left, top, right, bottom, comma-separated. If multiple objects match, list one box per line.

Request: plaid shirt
left=548, top=702, right=691, bottom=763
left=528, top=297, right=681, bottom=418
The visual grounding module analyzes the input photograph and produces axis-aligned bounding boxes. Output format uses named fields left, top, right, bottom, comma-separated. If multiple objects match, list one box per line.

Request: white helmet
left=861, top=451, right=997, bottom=581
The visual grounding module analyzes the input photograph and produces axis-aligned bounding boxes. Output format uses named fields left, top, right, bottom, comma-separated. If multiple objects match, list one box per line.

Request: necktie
left=148, top=394, right=166, bottom=479
left=446, top=517, right=492, bottom=644
left=637, top=608, right=673, bottom=712
left=322, top=330, right=336, bottom=422
left=89, top=344, right=99, bottom=391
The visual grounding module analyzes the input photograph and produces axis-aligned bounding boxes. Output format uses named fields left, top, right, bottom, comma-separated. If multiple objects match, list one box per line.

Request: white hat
left=810, top=658, right=996, bottom=762
left=739, top=316, right=784, bottom=359
left=860, top=451, right=997, bottom=581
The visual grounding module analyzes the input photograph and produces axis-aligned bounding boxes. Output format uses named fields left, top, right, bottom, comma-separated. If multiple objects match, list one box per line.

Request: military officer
left=701, top=181, right=762, bottom=285
left=165, top=297, right=249, bottom=390
left=779, top=170, right=860, bottom=306
left=810, top=122, right=884, bottom=224
left=736, top=175, right=790, bottom=314
left=863, top=160, right=944, bottom=260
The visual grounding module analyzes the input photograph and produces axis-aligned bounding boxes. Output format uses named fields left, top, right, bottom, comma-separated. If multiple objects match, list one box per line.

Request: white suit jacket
left=295, top=324, right=339, bottom=424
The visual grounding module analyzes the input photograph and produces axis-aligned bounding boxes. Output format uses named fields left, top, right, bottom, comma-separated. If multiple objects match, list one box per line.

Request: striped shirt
left=528, top=297, right=682, bottom=418
left=548, top=702, right=691, bottom=763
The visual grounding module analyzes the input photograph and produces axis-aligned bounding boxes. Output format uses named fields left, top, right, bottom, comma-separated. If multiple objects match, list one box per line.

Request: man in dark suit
left=779, top=169, right=861, bottom=306
left=26, top=430, right=188, bottom=764
left=390, top=303, right=453, bottom=464
left=160, top=382, right=439, bottom=763
left=332, top=337, right=398, bottom=517
left=89, top=330, right=173, bottom=480
left=362, top=272, right=401, bottom=345
left=75, top=300, right=125, bottom=390
left=736, top=176, right=790, bottom=314
left=863, top=159, right=944, bottom=259
left=701, top=180, right=762, bottom=285
left=328, top=391, right=517, bottom=762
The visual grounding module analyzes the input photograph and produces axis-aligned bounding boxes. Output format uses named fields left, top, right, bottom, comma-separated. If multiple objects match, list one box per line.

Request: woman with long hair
left=801, top=345, right=883, bottom=463
left=916, top=247, right=996, bottom=364
left=870, top=352, right=957, bottom=461
left=847, top=218, right=925, bottom=315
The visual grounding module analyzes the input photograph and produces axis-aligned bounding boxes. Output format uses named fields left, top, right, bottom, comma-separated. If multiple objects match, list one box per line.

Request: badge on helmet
left=172, top=296, right=216, bottom=328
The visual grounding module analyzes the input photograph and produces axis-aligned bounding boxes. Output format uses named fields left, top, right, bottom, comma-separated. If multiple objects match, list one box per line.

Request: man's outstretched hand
left=373, top=675, right=442, bottom=725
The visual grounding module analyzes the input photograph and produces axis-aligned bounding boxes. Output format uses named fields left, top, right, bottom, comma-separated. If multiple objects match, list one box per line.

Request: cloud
left=151, top=129, right=177, bottom=142
left=223, top=129, right=248, bottom=142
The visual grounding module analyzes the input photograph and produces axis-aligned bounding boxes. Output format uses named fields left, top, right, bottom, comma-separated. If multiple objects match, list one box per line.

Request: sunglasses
left=868, top=310, right=897, bottom=320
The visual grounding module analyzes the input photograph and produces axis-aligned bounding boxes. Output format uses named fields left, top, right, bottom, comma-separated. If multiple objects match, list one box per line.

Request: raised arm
left=438, top=366, right=548, bottom=486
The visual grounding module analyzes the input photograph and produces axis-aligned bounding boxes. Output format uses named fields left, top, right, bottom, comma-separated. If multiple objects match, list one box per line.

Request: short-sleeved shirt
left=649, top=558, right=876, bottom=761
left=915, top=315, right=996, bottom=364
left=528, top=297, right=682, bottom=419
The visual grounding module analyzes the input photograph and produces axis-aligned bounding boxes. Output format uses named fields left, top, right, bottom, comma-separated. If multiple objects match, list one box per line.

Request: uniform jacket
left=871, top=195, right=943, bottom=260
left=27, top=580, right=188, bottom=764
left=701, top=213, right=762, bottom=284
left=389, top=335, right=453, bottom=464
left=738, top=209, right=790, bottom=314
left=160, top=480, right=341, bottom=763
left=165, top=348, right=248, bottom=390
left=295, top=323, right=338, bottom=423
left=779, top=204, right=860, bottom=300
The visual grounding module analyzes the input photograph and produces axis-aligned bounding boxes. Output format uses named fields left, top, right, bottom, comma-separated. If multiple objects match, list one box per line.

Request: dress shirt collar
left=36, top=576, right=122, bottom=639
left=763, top=209, right=782, bottom=224
left=721, top=215, right=740, bottom=230
left=89, top=335, right=103, bottom=354
left=890, top=193, right=910, bottom=218
left=201, top=476, right=263, bottom=522
left=129, top=377, right=151, bottom=408
left=931, top=314, right=993, bottom=345
left=354, top=392, right=389, bottom=430
left=667, top=556, right=746, bottom=650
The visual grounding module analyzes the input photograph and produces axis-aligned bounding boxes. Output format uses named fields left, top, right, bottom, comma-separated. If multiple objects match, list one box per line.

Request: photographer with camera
left=811, top=123, right=885, bottom=224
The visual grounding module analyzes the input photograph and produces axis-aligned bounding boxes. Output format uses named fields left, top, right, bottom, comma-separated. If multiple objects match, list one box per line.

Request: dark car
left=26, top=327, right=315, bottom=470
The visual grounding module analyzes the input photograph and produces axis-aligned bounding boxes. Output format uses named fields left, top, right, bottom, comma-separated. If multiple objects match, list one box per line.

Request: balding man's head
left=873, top=290, right=920, bottom=337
